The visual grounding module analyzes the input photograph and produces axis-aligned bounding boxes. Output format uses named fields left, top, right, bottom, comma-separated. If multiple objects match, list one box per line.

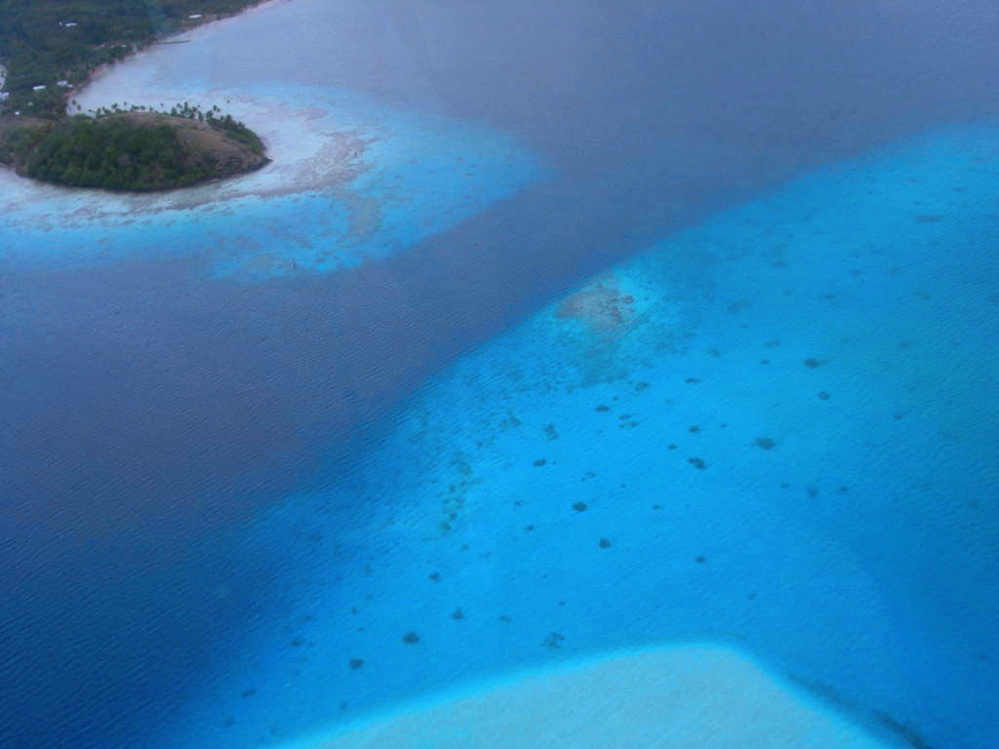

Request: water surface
left=2, top=1, right=998, bottom=747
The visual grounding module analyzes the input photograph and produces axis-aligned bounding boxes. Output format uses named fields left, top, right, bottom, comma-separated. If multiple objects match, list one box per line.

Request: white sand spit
left=293, top=645, right=890, bottom=749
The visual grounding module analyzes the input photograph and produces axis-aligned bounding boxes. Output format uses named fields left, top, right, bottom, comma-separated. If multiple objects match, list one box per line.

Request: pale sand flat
left=296, top=645, right=889, bottom=749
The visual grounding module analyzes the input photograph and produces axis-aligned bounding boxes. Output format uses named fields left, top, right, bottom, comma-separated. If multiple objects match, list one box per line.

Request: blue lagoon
left=1, top=1, right=997, bottom=748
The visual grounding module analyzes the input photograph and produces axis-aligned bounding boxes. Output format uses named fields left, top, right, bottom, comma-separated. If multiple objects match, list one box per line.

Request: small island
left=1, top=104, right=268, bottom=191
left=0, top=0, right=268, bottom=191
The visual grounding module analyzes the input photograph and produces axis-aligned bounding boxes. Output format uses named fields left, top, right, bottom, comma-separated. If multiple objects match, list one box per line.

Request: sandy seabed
left=289, top=646, right=890, bottom=749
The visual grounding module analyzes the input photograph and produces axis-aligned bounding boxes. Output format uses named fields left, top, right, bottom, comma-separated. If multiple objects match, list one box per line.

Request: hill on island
left=0, top=110, right=269, bottom=191
left=0, top=1, right=270, bottom=192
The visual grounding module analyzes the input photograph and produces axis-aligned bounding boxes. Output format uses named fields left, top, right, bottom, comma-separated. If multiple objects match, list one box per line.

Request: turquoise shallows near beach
left=2, top=1, right=998, bottom=748
left=0, top=14, right=545, bottom=278
left=156, top=125, right=999, bottom=748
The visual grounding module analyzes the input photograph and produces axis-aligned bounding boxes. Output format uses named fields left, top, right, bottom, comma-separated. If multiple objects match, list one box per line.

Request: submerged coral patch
left=556, top=277, right=637, bottom=333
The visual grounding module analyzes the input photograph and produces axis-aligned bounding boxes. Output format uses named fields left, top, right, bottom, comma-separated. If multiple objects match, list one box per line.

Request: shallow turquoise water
left=3, top=3, right=999, bottom=748
left=0, top=83, right=543, bottom=278
left=158, top=125, right=999, bottom=748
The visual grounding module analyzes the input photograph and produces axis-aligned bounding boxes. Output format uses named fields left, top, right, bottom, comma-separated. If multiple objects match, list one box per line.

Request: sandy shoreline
left=286, top=645, right=892, bottom=749
left=0, top=0, right=543, bottom=278
left=1, top=0, right=370, bottom=219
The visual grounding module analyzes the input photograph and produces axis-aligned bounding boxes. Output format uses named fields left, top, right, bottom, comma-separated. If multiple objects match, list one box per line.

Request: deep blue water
left=2, top=1, right=999, bottom=748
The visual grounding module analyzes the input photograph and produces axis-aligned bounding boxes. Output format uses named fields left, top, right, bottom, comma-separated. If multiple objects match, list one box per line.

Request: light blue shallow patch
left=162, top=124, right=999, bottom=749
left=0, top=83, right=545, bottom=279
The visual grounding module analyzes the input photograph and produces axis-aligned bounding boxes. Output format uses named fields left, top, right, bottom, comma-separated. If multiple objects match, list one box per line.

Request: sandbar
left=289, top=645, right=892, bottom=749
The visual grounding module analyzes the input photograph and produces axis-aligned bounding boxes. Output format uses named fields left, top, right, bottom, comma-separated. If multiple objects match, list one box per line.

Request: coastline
left=0, top=0, right=545, bottom=278
left=0, top=0, right=284, bottom=119
left=1, top=0, right=371, bottom=210
left=78, top=0, right=288, bottom=93
left=286, top=645, right=894, bottom=749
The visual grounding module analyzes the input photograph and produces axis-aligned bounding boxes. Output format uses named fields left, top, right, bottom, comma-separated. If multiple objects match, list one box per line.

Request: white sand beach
left=293, top=646, right=890, bottom=749
left=71, top=76, right=368, bottom=211
left=0, top=1, right=367, bottom=220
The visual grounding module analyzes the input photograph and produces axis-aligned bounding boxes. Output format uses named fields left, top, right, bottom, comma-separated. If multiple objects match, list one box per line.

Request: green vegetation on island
left=0, top=1, right=269, bottom=191
left=1, top=102, right=268, bottom=191
left=0, top=0, right=263, bottom=118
